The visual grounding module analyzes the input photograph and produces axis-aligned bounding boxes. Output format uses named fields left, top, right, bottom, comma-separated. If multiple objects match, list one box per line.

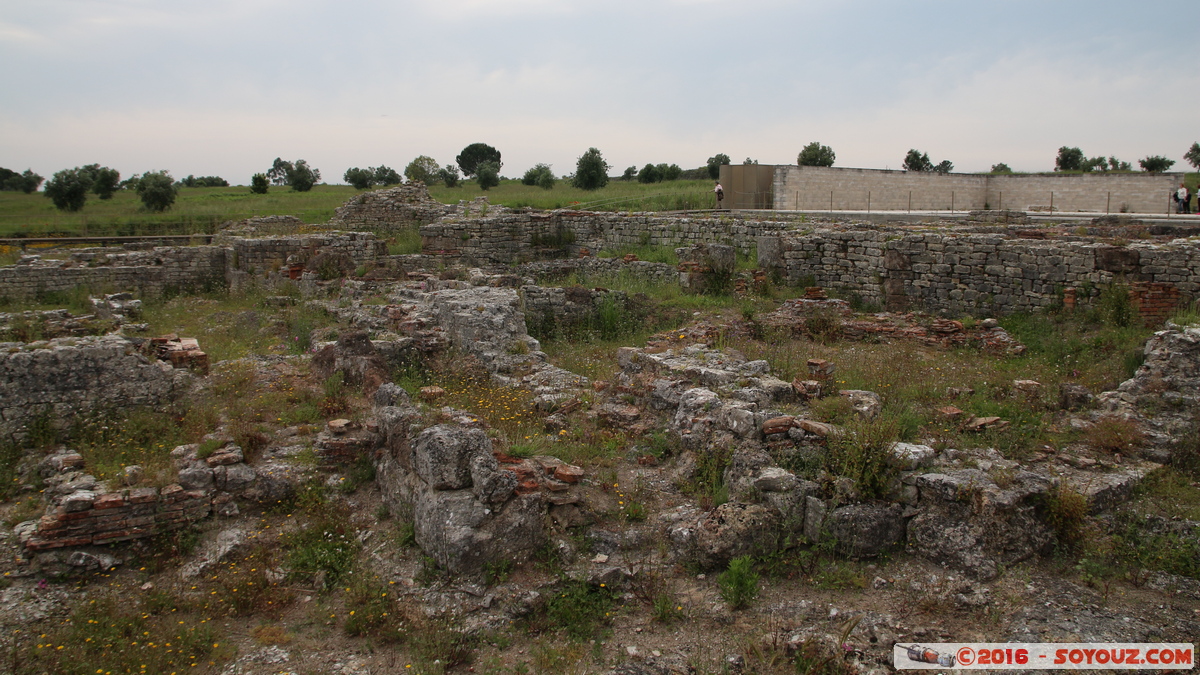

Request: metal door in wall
left=719, top=164, right=775, bottom=210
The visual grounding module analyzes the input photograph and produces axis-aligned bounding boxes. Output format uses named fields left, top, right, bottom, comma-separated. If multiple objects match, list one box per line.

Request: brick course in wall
left=18, top=483, right=211, bottom=551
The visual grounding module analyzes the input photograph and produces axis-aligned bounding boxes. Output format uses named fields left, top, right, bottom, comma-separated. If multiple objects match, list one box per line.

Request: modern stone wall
left=758, top=230, right=1200, bottom=316
left=420, top=210, right=787, bottom=265
left=773, top=166, right=1181, bottom=214
left=0, top=335, right=181, bottom=443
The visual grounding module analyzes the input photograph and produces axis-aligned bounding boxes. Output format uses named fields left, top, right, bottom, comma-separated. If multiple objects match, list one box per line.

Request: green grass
left=0, top=179, right=722, bottom=237
left=0, top=184, right=360, bottom=237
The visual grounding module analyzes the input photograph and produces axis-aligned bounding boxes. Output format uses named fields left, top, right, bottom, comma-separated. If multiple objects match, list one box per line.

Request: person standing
left=714, top=181, right=724, bottom=210
left=1177, top=183, right=1190, bottom=214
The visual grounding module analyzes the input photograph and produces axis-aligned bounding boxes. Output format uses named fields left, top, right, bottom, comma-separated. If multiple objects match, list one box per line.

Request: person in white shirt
left=714, top=182, right=724, bottom=209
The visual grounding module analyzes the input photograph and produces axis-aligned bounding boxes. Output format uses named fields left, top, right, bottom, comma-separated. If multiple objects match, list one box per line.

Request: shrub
left=1056, top=146, right=1084, bottom=171
left=717, top=555, right=759, bottom=610
left=373, top=165, right=402, bottom=185
left=571, top=147, right=609, bottom=190
left=438, top=164, right=460, bottom=187
left=1138, top=155, right=1175, bottom=173
left=136, top=170, right=178, bottom=211
left=522, top=163, right=556, bottom=189
left=287, top=159, right=320, bottom=191
left=991, top=162, right=1013, bottom=173
left=87, top=165, right=121, bottom=199
left=1085, top=416, right=1145, bottom=453
left=250, top=173, right=269, bottom=194
left=637, top=163, right=660, bottom=184
left=476, top=160, right=500, bottom=190
left=404, top=155, right=441, bottom=185
left=902, top=149, right=932, bottom=172
left=44, top=167, right=93, bottom=211
left=798, top=141, right=836, bottom=167
left=706, top=153, right=730, bottom=179
left=344, top=167, right=375, bottom=190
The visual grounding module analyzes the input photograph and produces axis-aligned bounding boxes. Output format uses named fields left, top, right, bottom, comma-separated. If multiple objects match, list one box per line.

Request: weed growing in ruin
left=541, top=580, right=616, bottom=641
left=71, top=407, right=188, bottom=484
left=718, top=555, right=760, bottom=610
left=1043, top=485, right=1089, bottom=551
left=342, top=572, right=404, bottom=641
left=283, top=510, right=361, bottom=588
left=1084, top=415, right=1145, bottom=454
left=823, top=417, right=901, bottom=500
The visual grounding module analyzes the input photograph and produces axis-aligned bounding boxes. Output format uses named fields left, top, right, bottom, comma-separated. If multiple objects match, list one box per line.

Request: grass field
left=0, top=178, right=721, bottom=237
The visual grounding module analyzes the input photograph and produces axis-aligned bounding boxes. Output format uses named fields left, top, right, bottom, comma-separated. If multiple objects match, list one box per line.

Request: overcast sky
left=2, top=0, right=1197, bottom=184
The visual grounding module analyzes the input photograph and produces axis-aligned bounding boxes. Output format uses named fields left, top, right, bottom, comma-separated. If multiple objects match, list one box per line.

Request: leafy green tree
left=1108, top=156, right=1132, bottom=171
left=657, top=163, right=682, bottom=181
left=180, top=175, right=229, bottom=187
left=373, top=165, right=401, bottom=185
left=637, top=163, right=660, bottom=184
left=344, top=167, right=375, bottom=190
left=456, top=143, right=502, bottom=178
left=2, top=168, right=44, bottom=193
left=621, top=166, right=637, bottom=181
left=571, top=147, right=609, bottom=190
left=287, top=160, right=320, bottom=191
left=136, top=171, right=178, bottom=212
left=44, top=167, right=94, bottom=211
left=250, top=173, right=269, bottom=194
left=522, top=163, right=555, bottom=189
left=903, top=149, right=932, bottom=172
left=476, top=161, right=500, bottom=190
left=1055, top=146, right=1084, bottom=171
left=990, top=163, right=1012, bottom=173
left=743, top=157, right=758, bottom=165
left=933, top=160, right=954, bottom=174
left=797, top=141, right=835, bottom=167
left=267, top=158, right=292, bottom=185
left=1185, top=142, right=1200, bottom=170
left=1138, top=155, right=1175, bottom=173
left=706, top=153, right=730, bottom=180
left=88, top=166, right=121, bottom=199
left=404, top=156, right=441, bottom=185
left=438, top=164, right=460, bottom=187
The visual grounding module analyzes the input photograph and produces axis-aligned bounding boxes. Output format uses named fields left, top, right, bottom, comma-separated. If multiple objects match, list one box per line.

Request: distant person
left=714, top=181, right=724, bottom=209
left=1178, top=183, right=1191, bottom=214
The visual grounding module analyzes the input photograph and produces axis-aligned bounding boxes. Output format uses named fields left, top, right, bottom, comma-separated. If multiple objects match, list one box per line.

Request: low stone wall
left=228, top=232, right=386, bottom=274
left=517, top=257, right=676, bottom=283
left=0, top=335, right=182, bottom=443
left=330, top=184, right=453, bottom=230
left=0, top=247, right=227, bottom=301
left=759, top=230, right=1200, bottom=315
left=18, top=483, right=211, bottom=551
left=420, top=210, right=786, bottom=264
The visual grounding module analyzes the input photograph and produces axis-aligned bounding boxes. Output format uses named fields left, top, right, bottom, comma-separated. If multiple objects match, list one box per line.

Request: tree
left=89, top=166, right=121, bottom=199
left=522, top=163, right=555, bottom=189
left=706, top=153, right=730, bottom=180
left=456, top=143, right=502, bottom=178
left=621, top=166, right=637, bottom=181
left=136, top=171, right=178, bottom=212
left=2, top=168, right=44, bottom=193
left=250, top=173, right=269, bottom=194
left=475, top=161, right=500, bottom=190
left=571, top=147, right=609, bottom=190
left=44, top=167, right=94, bottom=211
left=1108, top=156, right=1132, bottom=171
left=990, top=163, right=1012, bottom=173
left=797, top=142, right=835, bottom=167
left=903, top=149, right=932, bottom=172
left=637, top=163, right=660, bottom=184
left=1138, top=155, right=1175, bottom=173
left=1185, top=142, right=1200, bottom=171
left=267, top=158, right=292, bottom=186
left=1055, top=146, right=1084, bottom=172
left=743, top=157, right=758, bottom=165
left=658, top=163, right=682, bottom=181
left=373, top=166, right=401, bottom=185
left=180, top=175, right=229, bottom=187
left=404, top=156, right=440, bottom=185
left=933, top=160, right=954, bottom=174
left=286, top=160, right=320, bottom=191
left=344, top=167, right=375, bottom=190
left=438, top=164, right=460, bottom=188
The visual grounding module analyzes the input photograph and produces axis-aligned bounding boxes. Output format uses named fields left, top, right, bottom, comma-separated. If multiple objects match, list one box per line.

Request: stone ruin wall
left=226, top=233, right=386, bottom=274
left=0, top=246, right=229, bottom=302
left=419, top=210, right=786, bottom=264
left=0, top=335, right=182, bottom=443
left=758, top=230, right=1200, bottom=318
left=329, top=183, right=454, bottom=231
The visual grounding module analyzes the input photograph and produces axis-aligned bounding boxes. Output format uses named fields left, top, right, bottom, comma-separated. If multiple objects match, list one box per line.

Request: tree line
left=13, top=141, right=1200, bottom=213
